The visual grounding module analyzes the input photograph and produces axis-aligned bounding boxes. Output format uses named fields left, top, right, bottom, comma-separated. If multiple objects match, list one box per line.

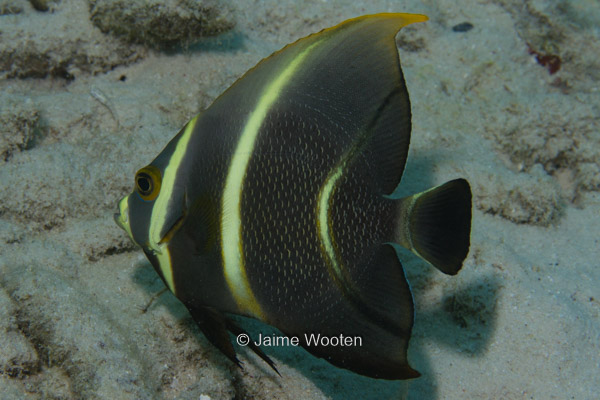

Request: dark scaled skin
left=115, top=13, right=472, bottom=380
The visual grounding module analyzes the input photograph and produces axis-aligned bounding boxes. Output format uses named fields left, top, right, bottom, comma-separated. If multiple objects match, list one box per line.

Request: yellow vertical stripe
left=317, top=163, right=345, bottom=281
left=147, top=116, right=199, bottom=294
left=221, top=42, right=321, bottom=318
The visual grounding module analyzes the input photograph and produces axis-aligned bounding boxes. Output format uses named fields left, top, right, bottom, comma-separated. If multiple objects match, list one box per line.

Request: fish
left=114, top=13, right=472, bottom=380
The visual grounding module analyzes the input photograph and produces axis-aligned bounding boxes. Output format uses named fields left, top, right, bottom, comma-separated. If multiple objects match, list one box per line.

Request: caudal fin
left=396, top=179, right=472, bottom=275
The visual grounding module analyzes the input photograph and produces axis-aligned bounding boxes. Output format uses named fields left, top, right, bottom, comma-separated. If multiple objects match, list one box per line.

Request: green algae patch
left=0, top=0, right=144, bottom=80
left=89, top=0, right=235, bottom=49
left=0, top=98, right=39, bottom=161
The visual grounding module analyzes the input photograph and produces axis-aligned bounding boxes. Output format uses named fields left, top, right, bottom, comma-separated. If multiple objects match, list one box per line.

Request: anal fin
left=286, top=244, right=420, bottom=380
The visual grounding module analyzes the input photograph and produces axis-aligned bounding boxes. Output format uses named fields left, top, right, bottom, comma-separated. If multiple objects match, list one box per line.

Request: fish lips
left=114, top=195, right=137, bottom=245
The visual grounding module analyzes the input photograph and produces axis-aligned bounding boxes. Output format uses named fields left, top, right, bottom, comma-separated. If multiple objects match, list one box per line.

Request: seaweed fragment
left=528, top=45, right=561, bottom=74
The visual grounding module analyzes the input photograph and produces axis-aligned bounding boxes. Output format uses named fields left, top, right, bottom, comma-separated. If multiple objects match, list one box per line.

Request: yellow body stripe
left=221, top=42, right=321, bottom=318
left=147, top=116, right=199, bottom=293
left=317, top=164, right=345, bottom=282
left=396, top=188, right=434, bottom=261
left=313, top=13, right=429, bottom=288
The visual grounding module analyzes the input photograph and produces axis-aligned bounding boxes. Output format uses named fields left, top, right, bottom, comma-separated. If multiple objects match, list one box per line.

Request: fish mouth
left=113, top=212, right=121, bottom=226
left=115, top=195, right=137, bottom=245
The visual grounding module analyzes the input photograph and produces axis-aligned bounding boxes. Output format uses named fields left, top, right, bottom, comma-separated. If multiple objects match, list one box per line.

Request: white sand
left=1, top=0, right=598, bottom=398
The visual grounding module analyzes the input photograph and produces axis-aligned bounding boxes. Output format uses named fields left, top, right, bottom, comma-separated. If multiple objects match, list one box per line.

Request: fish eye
left=134, top=165, right=162, bottom=201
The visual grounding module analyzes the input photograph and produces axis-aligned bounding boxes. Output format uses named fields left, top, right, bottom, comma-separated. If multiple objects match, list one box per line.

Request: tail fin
left=395, top=179, right=472, bottom=275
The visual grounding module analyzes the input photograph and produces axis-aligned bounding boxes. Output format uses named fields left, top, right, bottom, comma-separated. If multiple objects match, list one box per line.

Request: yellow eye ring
left=135, top=165, right=162, bottom=201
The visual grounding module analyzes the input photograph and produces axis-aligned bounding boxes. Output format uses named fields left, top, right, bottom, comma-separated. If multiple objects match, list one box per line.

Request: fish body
left=115, top=13, right=472, bottom=380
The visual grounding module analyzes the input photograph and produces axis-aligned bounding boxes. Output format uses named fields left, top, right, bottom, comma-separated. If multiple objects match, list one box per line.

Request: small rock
left=452, top=22, right=474, bottom=32
left=29, top=0, right=49, bottom=12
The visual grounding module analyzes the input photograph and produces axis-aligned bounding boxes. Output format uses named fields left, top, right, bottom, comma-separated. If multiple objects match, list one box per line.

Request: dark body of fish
left=115, top=13, right=472, bottom=380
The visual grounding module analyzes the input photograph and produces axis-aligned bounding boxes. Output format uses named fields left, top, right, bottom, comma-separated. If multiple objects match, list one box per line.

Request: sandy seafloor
left=1, top=0, right=599, bottom=399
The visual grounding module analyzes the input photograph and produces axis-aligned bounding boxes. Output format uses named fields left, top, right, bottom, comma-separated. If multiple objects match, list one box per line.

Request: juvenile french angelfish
left=115, top=13, right=472, bottom=380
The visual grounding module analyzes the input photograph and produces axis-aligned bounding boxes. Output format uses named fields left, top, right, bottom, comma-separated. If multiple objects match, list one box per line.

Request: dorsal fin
left=206, top=13, right=427, bottom=195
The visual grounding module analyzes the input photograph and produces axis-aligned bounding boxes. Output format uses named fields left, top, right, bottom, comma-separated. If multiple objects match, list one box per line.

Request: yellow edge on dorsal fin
left=212, top=13, right=428, bottom=106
